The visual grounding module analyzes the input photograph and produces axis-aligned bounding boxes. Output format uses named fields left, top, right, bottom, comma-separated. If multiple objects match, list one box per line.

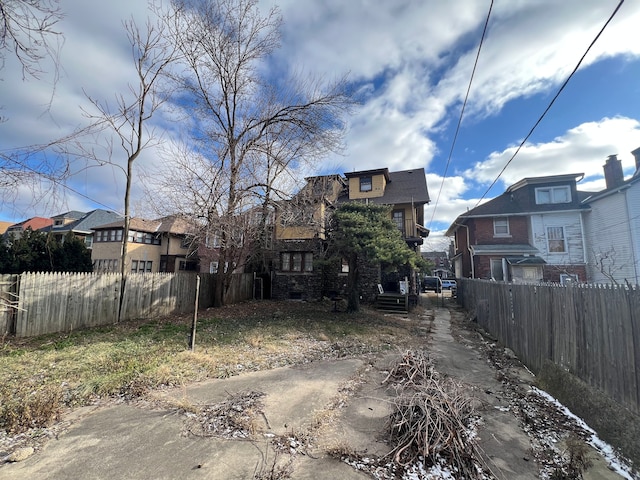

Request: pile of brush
left=383, top=350, right=489, bottom=479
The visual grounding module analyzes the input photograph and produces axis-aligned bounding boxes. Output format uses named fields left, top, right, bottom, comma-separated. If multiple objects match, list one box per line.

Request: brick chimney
left=632, top=147, right=640, bottom=177
left=603, top=154, right=624, bottom=189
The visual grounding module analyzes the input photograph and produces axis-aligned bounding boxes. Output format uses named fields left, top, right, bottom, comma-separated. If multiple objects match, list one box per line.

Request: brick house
left=91, top=215, right=198, bottom=273
left=446, top=173, right=590, bottom=283
left=271, top=168, right=430, bottom=301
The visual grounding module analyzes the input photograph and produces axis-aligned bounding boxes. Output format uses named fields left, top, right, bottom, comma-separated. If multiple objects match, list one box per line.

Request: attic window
left=535, top=186, right=571, bottom=204
left=360, top=176, right=372, bottom=192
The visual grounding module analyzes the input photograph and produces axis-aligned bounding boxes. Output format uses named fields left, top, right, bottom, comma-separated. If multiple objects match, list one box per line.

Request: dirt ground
left=0, top=296, right=636, bottom=479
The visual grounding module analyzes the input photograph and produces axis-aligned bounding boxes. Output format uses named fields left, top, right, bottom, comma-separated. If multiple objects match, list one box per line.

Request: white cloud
left=462, top=116, right=640, bottom=189
left=2, top=0, right=640, bottom=228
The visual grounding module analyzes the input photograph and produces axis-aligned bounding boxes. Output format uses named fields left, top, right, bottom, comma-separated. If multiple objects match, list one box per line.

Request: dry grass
left=0, top=300, right=415, bottom=435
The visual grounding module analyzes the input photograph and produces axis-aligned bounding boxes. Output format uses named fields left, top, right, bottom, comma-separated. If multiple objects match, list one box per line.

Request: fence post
left=189, top=275, right=201, bottom=351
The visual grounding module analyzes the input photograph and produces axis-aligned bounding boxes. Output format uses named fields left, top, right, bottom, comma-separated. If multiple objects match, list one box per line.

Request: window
left=392, top=210, right=405, bottom=234
left=360, top=176, right=372, bottom=192
left=547, top=226, right=566, bottom=253
left=341, top=258, right=349, bottom=273
left=493, top=218, right=510, bottom=236
left=281, top=252, right=313, bottom=272
left=560, top=273, right=578, bottom=285
left=206, top=233, right=221, bottom=248
left=94, top=259, right=119, bottom=272
left=210, top=261, right=218, bottom=274
left=535, top=186, right=571, bottom=204
left=179, top=260, right=197, bottom=271
left=131, top=260, right=138, bottom=272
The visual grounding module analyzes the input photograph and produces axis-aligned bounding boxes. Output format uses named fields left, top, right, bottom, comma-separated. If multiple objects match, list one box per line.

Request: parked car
left=422, top=276, right=442, bottom=293
left=441, top=279, right=457, bottom=290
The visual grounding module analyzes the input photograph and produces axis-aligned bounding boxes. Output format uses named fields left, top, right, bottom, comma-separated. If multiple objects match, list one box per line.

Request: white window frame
left=535, top=186, right=571, bottom=205
left=547, top=226, right=567, bottom=253
left=493, top=218, right=510, bottom=237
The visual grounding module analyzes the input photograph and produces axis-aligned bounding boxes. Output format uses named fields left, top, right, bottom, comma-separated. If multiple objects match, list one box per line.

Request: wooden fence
left=0, top=274, right=20, bottom=336
left=6, top=271, right=254, bottom=338
left=457, top=279, right=640, bottom=415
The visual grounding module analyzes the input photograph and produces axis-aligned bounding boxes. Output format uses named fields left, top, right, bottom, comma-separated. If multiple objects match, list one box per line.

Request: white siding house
left=582, top=151, right=640, bottom=285
left=529, top=212, right=586, bottom=268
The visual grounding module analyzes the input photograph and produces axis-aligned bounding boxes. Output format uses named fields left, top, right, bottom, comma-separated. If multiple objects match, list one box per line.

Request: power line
left=2, top=152, right=122, bottom=216
left=428, top=0, right=494, bottom=231
left=473, top=0, right=625, bottom=209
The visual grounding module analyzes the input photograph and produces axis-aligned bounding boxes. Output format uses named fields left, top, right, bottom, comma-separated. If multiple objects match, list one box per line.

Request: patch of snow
left=530, top=387, right=638, bottom=480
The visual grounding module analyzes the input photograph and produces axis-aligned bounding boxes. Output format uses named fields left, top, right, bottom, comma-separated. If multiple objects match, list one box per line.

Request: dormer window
left=360, top=176, right=372, bottom=192
left=535, top=186, right=570, bottom=204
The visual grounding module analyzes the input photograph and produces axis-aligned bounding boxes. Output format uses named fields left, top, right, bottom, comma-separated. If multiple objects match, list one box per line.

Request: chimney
left=632, top=147, right=640, bottom=176
left=603, top=154, right=624, bottom=189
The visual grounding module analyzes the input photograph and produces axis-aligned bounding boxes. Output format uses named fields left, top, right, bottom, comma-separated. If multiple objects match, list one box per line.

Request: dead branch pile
left=383, top=350, right=489, bottom=478
left=184, top=390, right=265, bottom=439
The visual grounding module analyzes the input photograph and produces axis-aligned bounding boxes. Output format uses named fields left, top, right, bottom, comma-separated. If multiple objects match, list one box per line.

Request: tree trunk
left=347, top=255, right=360, bottom=312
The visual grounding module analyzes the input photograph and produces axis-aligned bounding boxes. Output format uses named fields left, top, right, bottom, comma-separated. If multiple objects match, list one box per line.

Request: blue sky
left=1, top=0, right=640, bottom=251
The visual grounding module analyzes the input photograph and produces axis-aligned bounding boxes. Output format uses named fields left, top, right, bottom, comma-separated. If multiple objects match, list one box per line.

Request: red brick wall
left=472, top=216, right=529, bottom=244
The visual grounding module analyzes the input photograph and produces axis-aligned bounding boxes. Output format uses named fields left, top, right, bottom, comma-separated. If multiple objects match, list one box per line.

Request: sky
left=2, top=0, right=640, bottom=251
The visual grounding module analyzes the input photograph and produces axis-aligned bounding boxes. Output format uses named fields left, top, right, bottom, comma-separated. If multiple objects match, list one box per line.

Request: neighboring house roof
left=6, top=217, right=53, bottom=232
left=581, top=171, right=640, bottom=204
left=446, top=173, right=588, bottom=236
left=42, top=209, right=123, bottom=235
left=93, top=215, right=195, bottom=235
left=51, top=210, right=86, bottom=222
left=0, top=221, right=12, bottom=235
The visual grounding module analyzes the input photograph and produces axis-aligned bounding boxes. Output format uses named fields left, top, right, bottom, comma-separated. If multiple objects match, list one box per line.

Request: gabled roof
left=581, top=171, right=640, bottom=204
left=51, top=210, right=86, bottom=221
left=6, top=217, right=53, bottom=232
left=42, top=209, right=123, bottom=235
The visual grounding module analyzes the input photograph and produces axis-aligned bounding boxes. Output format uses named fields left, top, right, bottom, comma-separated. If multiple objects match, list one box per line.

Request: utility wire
left=428, top=0, right=494, bottom=230
left=473, top=0, right=625, bottom=208
left=2, top=152, right=122, bottom=216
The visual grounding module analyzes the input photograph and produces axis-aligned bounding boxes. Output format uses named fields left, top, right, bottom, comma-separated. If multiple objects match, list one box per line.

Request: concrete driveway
left=0, top=301, right=628, bottom=479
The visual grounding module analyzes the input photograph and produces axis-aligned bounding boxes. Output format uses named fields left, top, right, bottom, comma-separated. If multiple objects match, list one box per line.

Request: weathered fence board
left=13, top=272, right=254, bottom=338
left=458, top=279, right=640, bottom=415
left=0, top=274, right=19, bottom=335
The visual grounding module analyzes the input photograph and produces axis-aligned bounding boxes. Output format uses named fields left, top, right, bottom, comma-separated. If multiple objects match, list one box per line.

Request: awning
left=505, top=256, right=547, bottom=265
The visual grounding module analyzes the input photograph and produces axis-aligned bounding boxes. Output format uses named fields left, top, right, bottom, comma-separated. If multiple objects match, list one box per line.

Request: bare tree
left=0, top=0, right=63, bottom=80
left=163, top=0, right=352, bottom=306
left=1, top=1, right=65, bottom=209
left=65, top=12, right=177, bottom=320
